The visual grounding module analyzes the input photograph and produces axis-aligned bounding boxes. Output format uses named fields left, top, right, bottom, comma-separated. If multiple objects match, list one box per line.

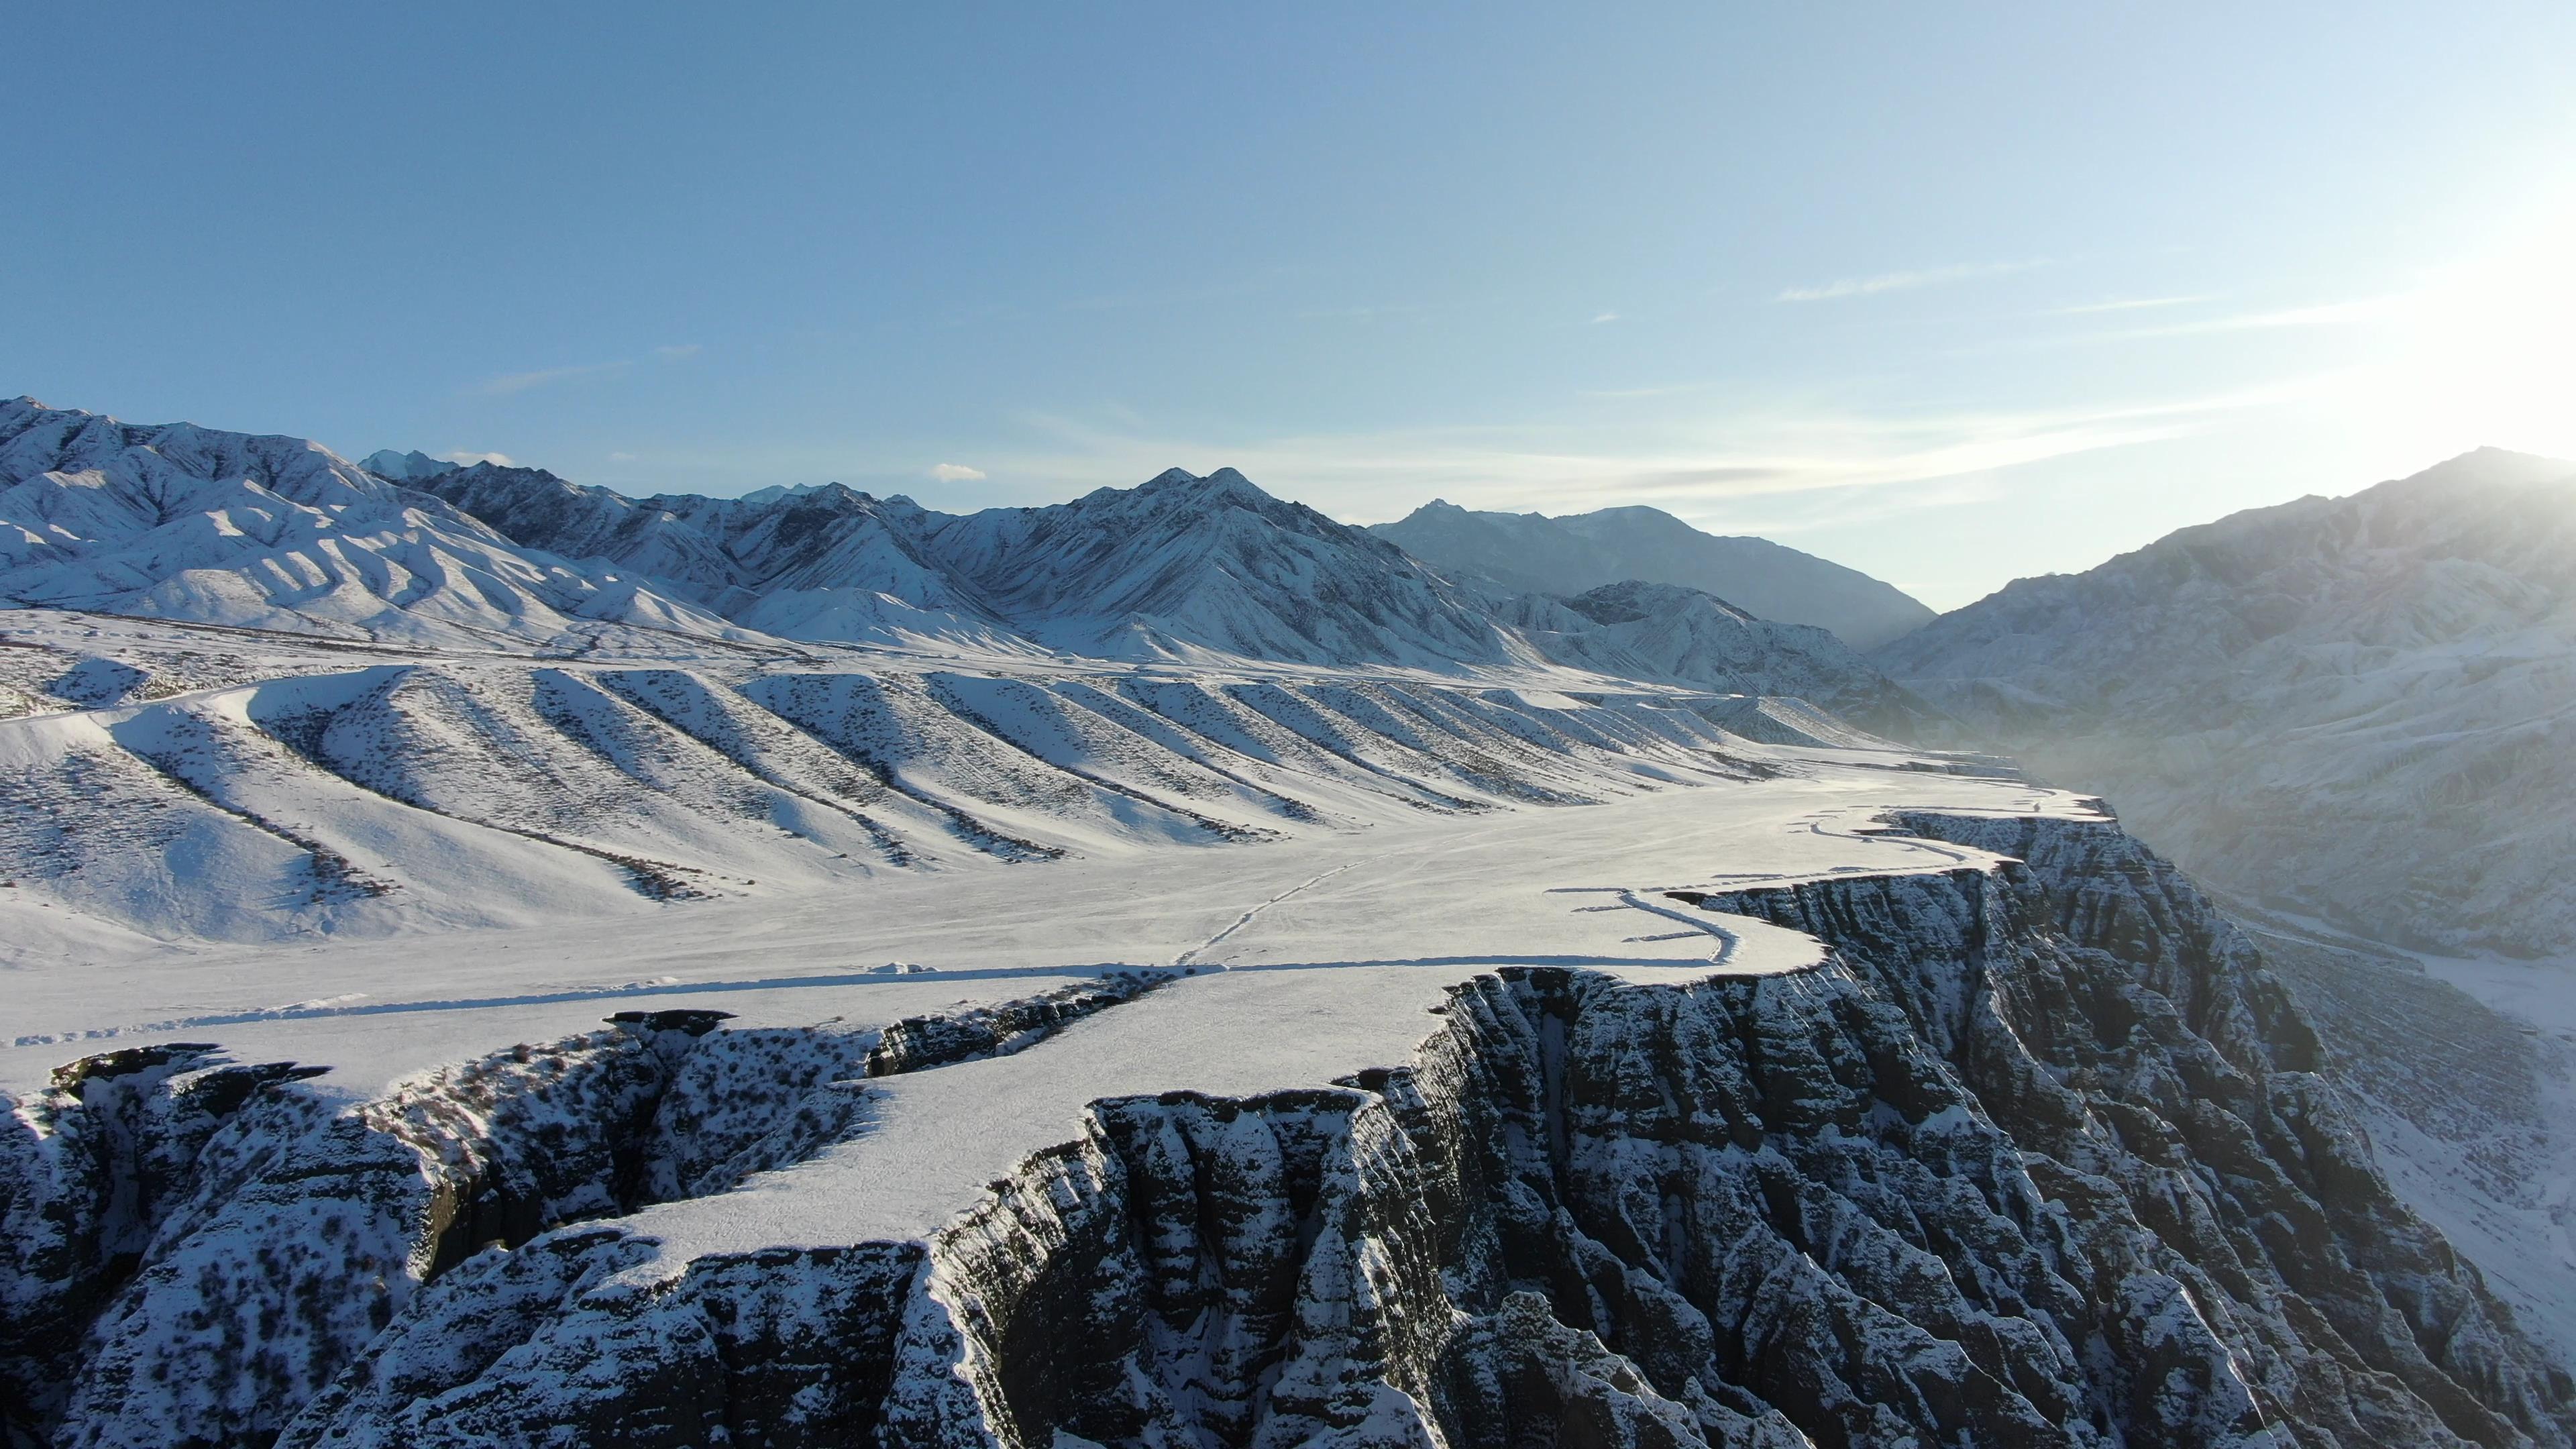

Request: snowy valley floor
left=5, top=756, right=2072, bottom=1113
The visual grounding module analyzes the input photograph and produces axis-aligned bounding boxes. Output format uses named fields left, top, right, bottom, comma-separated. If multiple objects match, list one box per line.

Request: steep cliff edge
left=7, top=817, right=2567, bottom=1447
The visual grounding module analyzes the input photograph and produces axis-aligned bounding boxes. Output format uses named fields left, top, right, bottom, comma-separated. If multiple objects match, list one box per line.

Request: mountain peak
left=738, top=481, right=841, bottom=506
left=1134, top=465, right=1270, bottom=498
left=360, top=448, right=458, bottom=482
left=2392, top=445, right=2576, bottom=492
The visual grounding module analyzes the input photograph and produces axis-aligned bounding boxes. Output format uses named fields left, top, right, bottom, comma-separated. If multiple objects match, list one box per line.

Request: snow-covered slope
left=0, top=400, right=751, bottom=651
left=914, top=468, right=1521, bottom=666
left=1877, top=446, right=2576, bottom=957
left=1374, top=499, right=1935, bottom=648
left=0, top=610, right=1868, bottom=949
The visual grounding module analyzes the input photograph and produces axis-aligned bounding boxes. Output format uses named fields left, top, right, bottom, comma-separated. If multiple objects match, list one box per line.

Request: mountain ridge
left=0, top=398, right=747, bottom=651
left=1876, top=445, right=2576, bottom=955
left=1372, top=498, right=1935, bottom=649
left=0, top=396, right=1940, bottom=735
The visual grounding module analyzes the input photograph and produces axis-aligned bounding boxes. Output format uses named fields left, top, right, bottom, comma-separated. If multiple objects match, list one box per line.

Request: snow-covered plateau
left=3, top=402, right=2573, bottom=1448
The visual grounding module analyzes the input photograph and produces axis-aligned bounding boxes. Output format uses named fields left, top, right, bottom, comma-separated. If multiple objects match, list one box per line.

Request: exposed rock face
left=2248, top=921, right=2576, bottom=1365
left=7, top=820, right=2568, bottom=1447
left=0, top=979, right=1153, bottom=1449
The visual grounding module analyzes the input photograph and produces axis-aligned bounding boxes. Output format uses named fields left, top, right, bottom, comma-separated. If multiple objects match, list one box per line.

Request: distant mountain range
left=1, top=400, right=1939, bottom=735
left=0, top=402, right=754, bottom=649
left=1371, top=500, right=1935, bottom=649
left=1878, top=445, right=2576, bottom=957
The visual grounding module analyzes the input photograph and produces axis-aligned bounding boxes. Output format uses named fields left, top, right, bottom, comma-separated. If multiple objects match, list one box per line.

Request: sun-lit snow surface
left=0, top=608, right=1986, bottom=1079
left=0, top=399, right=759, bottom=651
left=0, top=606, right=1940, bottom=957
left=0, top=736, right=2055, bottom=1091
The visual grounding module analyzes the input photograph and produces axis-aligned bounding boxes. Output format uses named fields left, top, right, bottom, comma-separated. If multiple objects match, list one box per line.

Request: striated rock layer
left=7, top=818, right=2571, bottom=1447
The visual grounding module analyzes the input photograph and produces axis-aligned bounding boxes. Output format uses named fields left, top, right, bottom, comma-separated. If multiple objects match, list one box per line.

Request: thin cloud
left=1062, top=268, right=1305, bottom=314
left=478, top=360, right=632, bottom=396
left=439, top=450, right=516, bottom=467
left=1777, top=258, right=2049, bottom=303
left=2048, top=294, right=2217, bottom=315
left=1943, top=294, right=2401, bottom=360
left=928, top=462, right=987, bottom=482
left=1590, top=311, right=1621, bottom=324
left=1577, top=380, right=1717, bottom=400
left=1297, top=303, right=1428, bottom=323
left=473, top=343, right=700, bottom=396
left=990, top=376, right=2315, bottom=524
left=2113, top=296, right=2398, bottom=337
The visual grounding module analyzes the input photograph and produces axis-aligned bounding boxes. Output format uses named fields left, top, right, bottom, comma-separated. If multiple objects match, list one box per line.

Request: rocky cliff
left=5, top=817, right=2567, bottom=1447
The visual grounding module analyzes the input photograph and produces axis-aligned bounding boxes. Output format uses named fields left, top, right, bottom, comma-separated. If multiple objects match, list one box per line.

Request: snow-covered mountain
left=914, top=468, right=1521, bottom=666
left=1878, top=446, right=2576, bottom=958
left=406, top=462, right=1524, bottom=668
left=355, top=449, right=458, bottom=482
left=0, top=399, right=751, bottom=651
left=5, top=409, right=2571, bottom=1445
left=392, top=446, right=1928, bottom=714
left=1373, top=499, right=1935, bottom=648
left=0, top=397, right=1939, bottom=721
left=1499, top=580, right=1945, bottom=739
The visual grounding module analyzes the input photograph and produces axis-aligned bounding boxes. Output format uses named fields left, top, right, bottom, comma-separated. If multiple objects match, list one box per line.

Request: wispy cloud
left=1776, top=258, right=2049, bottom=303
left=2047, top=294, right=2217, bottom=315
left=928, top=462, right=987, bottom=482
left=1939, top=292, right=2401, bottom=360
left=1062, top=268, right=1305, bottom=314
left=439, top=449, right=516, bottom=467
left=981, top=376, right=2316, bottom=528
left=1296, top=303, right=1429, bottom=323
left=479, top=360, right=632, bottom=396
left=1590, top=311, right=1621, bottom=324
left=1576, top=380, right=1716, bottom=401
left=2112, top=296, right=2398, bottom=337
left=474, top=344, right=702, bottom=396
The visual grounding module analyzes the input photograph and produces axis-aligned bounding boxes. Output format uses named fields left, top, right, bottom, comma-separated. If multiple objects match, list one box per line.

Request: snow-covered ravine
left=9, top=746, right=2573, bottom=1446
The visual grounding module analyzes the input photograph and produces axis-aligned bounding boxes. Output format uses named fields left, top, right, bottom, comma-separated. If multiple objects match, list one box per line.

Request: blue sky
left=9, top=3, right=2575, bottom=608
